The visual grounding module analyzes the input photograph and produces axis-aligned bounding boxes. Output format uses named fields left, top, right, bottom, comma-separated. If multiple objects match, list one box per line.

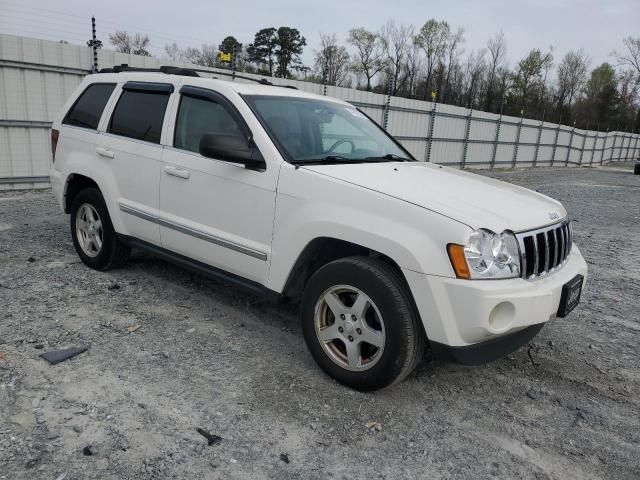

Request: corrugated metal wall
left=1, top=33, right=639, bottom=189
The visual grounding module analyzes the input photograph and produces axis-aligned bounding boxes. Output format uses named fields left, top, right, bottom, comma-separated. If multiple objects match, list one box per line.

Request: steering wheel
left=327, top=138, right=355, bottom=154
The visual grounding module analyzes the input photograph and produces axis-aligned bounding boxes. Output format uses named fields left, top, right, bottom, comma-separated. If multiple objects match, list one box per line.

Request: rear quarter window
left=63, top=83, right=116, bottom=130
left=108, top=90, right=170, bottom=144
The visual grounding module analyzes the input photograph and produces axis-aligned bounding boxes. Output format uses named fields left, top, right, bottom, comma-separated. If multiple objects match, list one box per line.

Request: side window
left=63, top=83, right=115, bottom=130
left=174, top=95, right=243, bottom=153
left=108, top=89, right=170, bottom=144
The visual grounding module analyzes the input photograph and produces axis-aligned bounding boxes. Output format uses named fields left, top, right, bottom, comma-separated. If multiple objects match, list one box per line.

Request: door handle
left=163, top=165, right=190, bottom=179
left=95, top=147, right=115, bottom=159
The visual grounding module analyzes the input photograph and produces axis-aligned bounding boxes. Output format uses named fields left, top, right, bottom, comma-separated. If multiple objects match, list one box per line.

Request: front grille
left=516, top=220, right=572, bottom=280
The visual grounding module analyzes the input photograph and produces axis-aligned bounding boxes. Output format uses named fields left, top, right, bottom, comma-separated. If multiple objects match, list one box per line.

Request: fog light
left=488, top=302, right=515, bottom=331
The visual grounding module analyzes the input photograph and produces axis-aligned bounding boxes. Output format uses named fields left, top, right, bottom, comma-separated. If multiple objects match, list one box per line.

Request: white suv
left=50, top=67, right=588, bottom=390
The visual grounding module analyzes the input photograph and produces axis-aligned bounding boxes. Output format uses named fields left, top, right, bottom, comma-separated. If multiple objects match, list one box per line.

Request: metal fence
left=1, top=33, right=639, bottom=189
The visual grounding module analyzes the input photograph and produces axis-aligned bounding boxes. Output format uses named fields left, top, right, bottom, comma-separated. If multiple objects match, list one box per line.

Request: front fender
left=266, top=164, right=471, bottom=293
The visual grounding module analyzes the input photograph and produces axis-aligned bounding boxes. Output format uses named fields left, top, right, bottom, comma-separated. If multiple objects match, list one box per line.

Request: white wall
left=1, top=33, right=639, bottom=189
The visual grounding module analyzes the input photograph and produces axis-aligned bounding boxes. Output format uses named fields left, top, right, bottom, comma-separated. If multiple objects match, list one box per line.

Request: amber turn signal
left=447, top=244, right=471, bottom=279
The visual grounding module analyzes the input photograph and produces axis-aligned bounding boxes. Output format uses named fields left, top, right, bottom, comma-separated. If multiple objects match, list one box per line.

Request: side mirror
left=199, top=133, right=265, bottom=168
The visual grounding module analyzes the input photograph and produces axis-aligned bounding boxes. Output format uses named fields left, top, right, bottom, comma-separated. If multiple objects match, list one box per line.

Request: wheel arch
left=64, top=173, right=100, bottom=213
left=280, top=236, right=413, bottom=302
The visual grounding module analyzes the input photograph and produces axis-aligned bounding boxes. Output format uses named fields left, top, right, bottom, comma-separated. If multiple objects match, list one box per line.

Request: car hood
left=301, top=161, right=566, bottom=232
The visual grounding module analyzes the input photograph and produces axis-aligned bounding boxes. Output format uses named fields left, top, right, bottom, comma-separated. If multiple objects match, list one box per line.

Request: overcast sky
left=1, top=0, right=637, bottom=72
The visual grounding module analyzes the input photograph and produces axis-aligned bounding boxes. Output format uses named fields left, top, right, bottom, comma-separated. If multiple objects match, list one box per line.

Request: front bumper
left=429, top=323, right=545, bottom=365
left=402, top=245, right=588, bottom=357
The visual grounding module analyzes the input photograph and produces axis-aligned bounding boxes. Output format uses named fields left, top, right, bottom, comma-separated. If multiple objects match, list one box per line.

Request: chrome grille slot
left=516, top=220, right=572, bottom=280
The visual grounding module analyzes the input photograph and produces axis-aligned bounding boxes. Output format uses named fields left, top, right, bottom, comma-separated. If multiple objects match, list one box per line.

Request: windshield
left=242, top=95, right=414, bottom=164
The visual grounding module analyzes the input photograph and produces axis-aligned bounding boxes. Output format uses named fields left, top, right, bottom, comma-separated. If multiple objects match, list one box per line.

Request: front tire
left=70, top=187, right=130, bottom=270
left=301, top=257, right=426, bottom=390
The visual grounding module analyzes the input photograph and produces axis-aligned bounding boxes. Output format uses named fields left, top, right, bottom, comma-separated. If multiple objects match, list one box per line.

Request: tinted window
left=174, top=95, right=242, bottom=153
left=108, top=90, right=170, bottom=144
left=63, top=83, right=115, bottom=130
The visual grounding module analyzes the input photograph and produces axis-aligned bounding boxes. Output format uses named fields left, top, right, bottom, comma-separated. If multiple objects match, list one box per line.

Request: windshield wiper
left=362, top=154, right=412, bottom=162
left=291, top=155, right=353, bottom=165
left=292, top=154, right=412, bottom=166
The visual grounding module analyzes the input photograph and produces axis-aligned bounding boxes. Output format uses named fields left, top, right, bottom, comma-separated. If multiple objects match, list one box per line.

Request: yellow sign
left=219, top=51, right=231, bottom=62
left=431, top=91, right=437, bottom=100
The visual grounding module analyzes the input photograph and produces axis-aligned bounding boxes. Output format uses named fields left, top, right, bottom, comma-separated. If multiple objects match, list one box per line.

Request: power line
left=1, top=1, right=214, bottom=47
left=1, top=12, right=87, bottom=31
left=1, top=17, right=182, bottom=55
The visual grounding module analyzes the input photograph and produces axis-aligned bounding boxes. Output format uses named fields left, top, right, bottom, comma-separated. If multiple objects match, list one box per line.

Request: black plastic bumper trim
left=429, top=323, right=545, bottom=366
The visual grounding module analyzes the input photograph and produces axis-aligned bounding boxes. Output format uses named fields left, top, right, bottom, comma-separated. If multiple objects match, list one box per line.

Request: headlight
left=448, top=229, right=521, bottom=279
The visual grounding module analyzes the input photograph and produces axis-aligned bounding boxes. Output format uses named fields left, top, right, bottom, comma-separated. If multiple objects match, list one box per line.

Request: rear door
left=95, top=81, right=173, bottom=245
left=158, top=85, right=278, bottom=283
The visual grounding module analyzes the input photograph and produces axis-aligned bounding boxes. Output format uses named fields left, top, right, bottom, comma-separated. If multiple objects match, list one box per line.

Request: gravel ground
left=1, top=165, right=639, bottom=480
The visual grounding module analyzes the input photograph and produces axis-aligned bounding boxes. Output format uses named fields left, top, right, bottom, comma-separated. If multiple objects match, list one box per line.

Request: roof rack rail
left=184, top=67, right=274, bottom=86
left=97, top=64, right=299, bottom=89
left=99, top=64, right=198, bottom=76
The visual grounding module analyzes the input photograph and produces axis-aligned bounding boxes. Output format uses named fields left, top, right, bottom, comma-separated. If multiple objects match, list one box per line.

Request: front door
left=159, top=86, right=277, bottom=284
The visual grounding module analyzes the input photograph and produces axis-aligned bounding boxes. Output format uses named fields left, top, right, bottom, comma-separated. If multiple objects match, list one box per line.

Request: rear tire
left=634, top=163, right=640, bottom=175
left=301, top=257, right=426, bottom=391
left=70, top=187, right=130, bottom=270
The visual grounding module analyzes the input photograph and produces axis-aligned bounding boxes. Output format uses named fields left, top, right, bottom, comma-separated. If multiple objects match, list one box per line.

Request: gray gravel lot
left=1, top=165, right=639, bottom=479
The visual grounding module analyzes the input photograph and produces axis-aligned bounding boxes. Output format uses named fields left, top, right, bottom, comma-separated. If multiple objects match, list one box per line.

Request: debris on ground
left=107, top=283, right=120, bottom=291
left=527, top=346, right=540, bottom=366
left=365, top=421, right=382, bottom=432
left=127, top=325, right=141, bottom=333
left=82, top=445, right=95, bottom=456
left=196, top=428, right=222, bottom=446
left=280, top=453, right=290, bottom=464
left=39, top=347, right=88, bottom=365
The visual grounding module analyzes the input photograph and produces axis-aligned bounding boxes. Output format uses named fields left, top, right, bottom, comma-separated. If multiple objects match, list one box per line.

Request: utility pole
left=383, top=78, right=394, bottom=131
left=90, top=17, right=98, bottom=73
left=231, top=44, right=237, bottom=81
left=322, top=67, right=328, bottom=96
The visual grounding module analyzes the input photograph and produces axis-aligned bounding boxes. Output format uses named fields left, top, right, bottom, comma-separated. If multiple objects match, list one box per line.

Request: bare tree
left=164, top=42, right=182, bottom=62
left=485, top=31, right=507, bottom=111
left=109, top=31, right=151, bottom=56
left=613, top=36, right=640, bottom=77
left=314, top=33, right=352, bottom=87
left=496, top=66, right=513, bottom=108
left=176, top=44, right=219, bottom=67
left=442, top=27, right=465, bottom=102
left=348, top=27, right=385, bottom=91
left=198, top=44, right=219, bottom=67
left=463, top=49, right=486, bottom=108
left=404, top=37, right=423, bottom=97
left=379, top=21, right=412, bottom=94
left=181, top=47, right=202, bottom=65
left=617, top=68, right=640, bottom=129
left=415, top=19, right=450, bottom=93
left=556, top=49, right=590, bottom=112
